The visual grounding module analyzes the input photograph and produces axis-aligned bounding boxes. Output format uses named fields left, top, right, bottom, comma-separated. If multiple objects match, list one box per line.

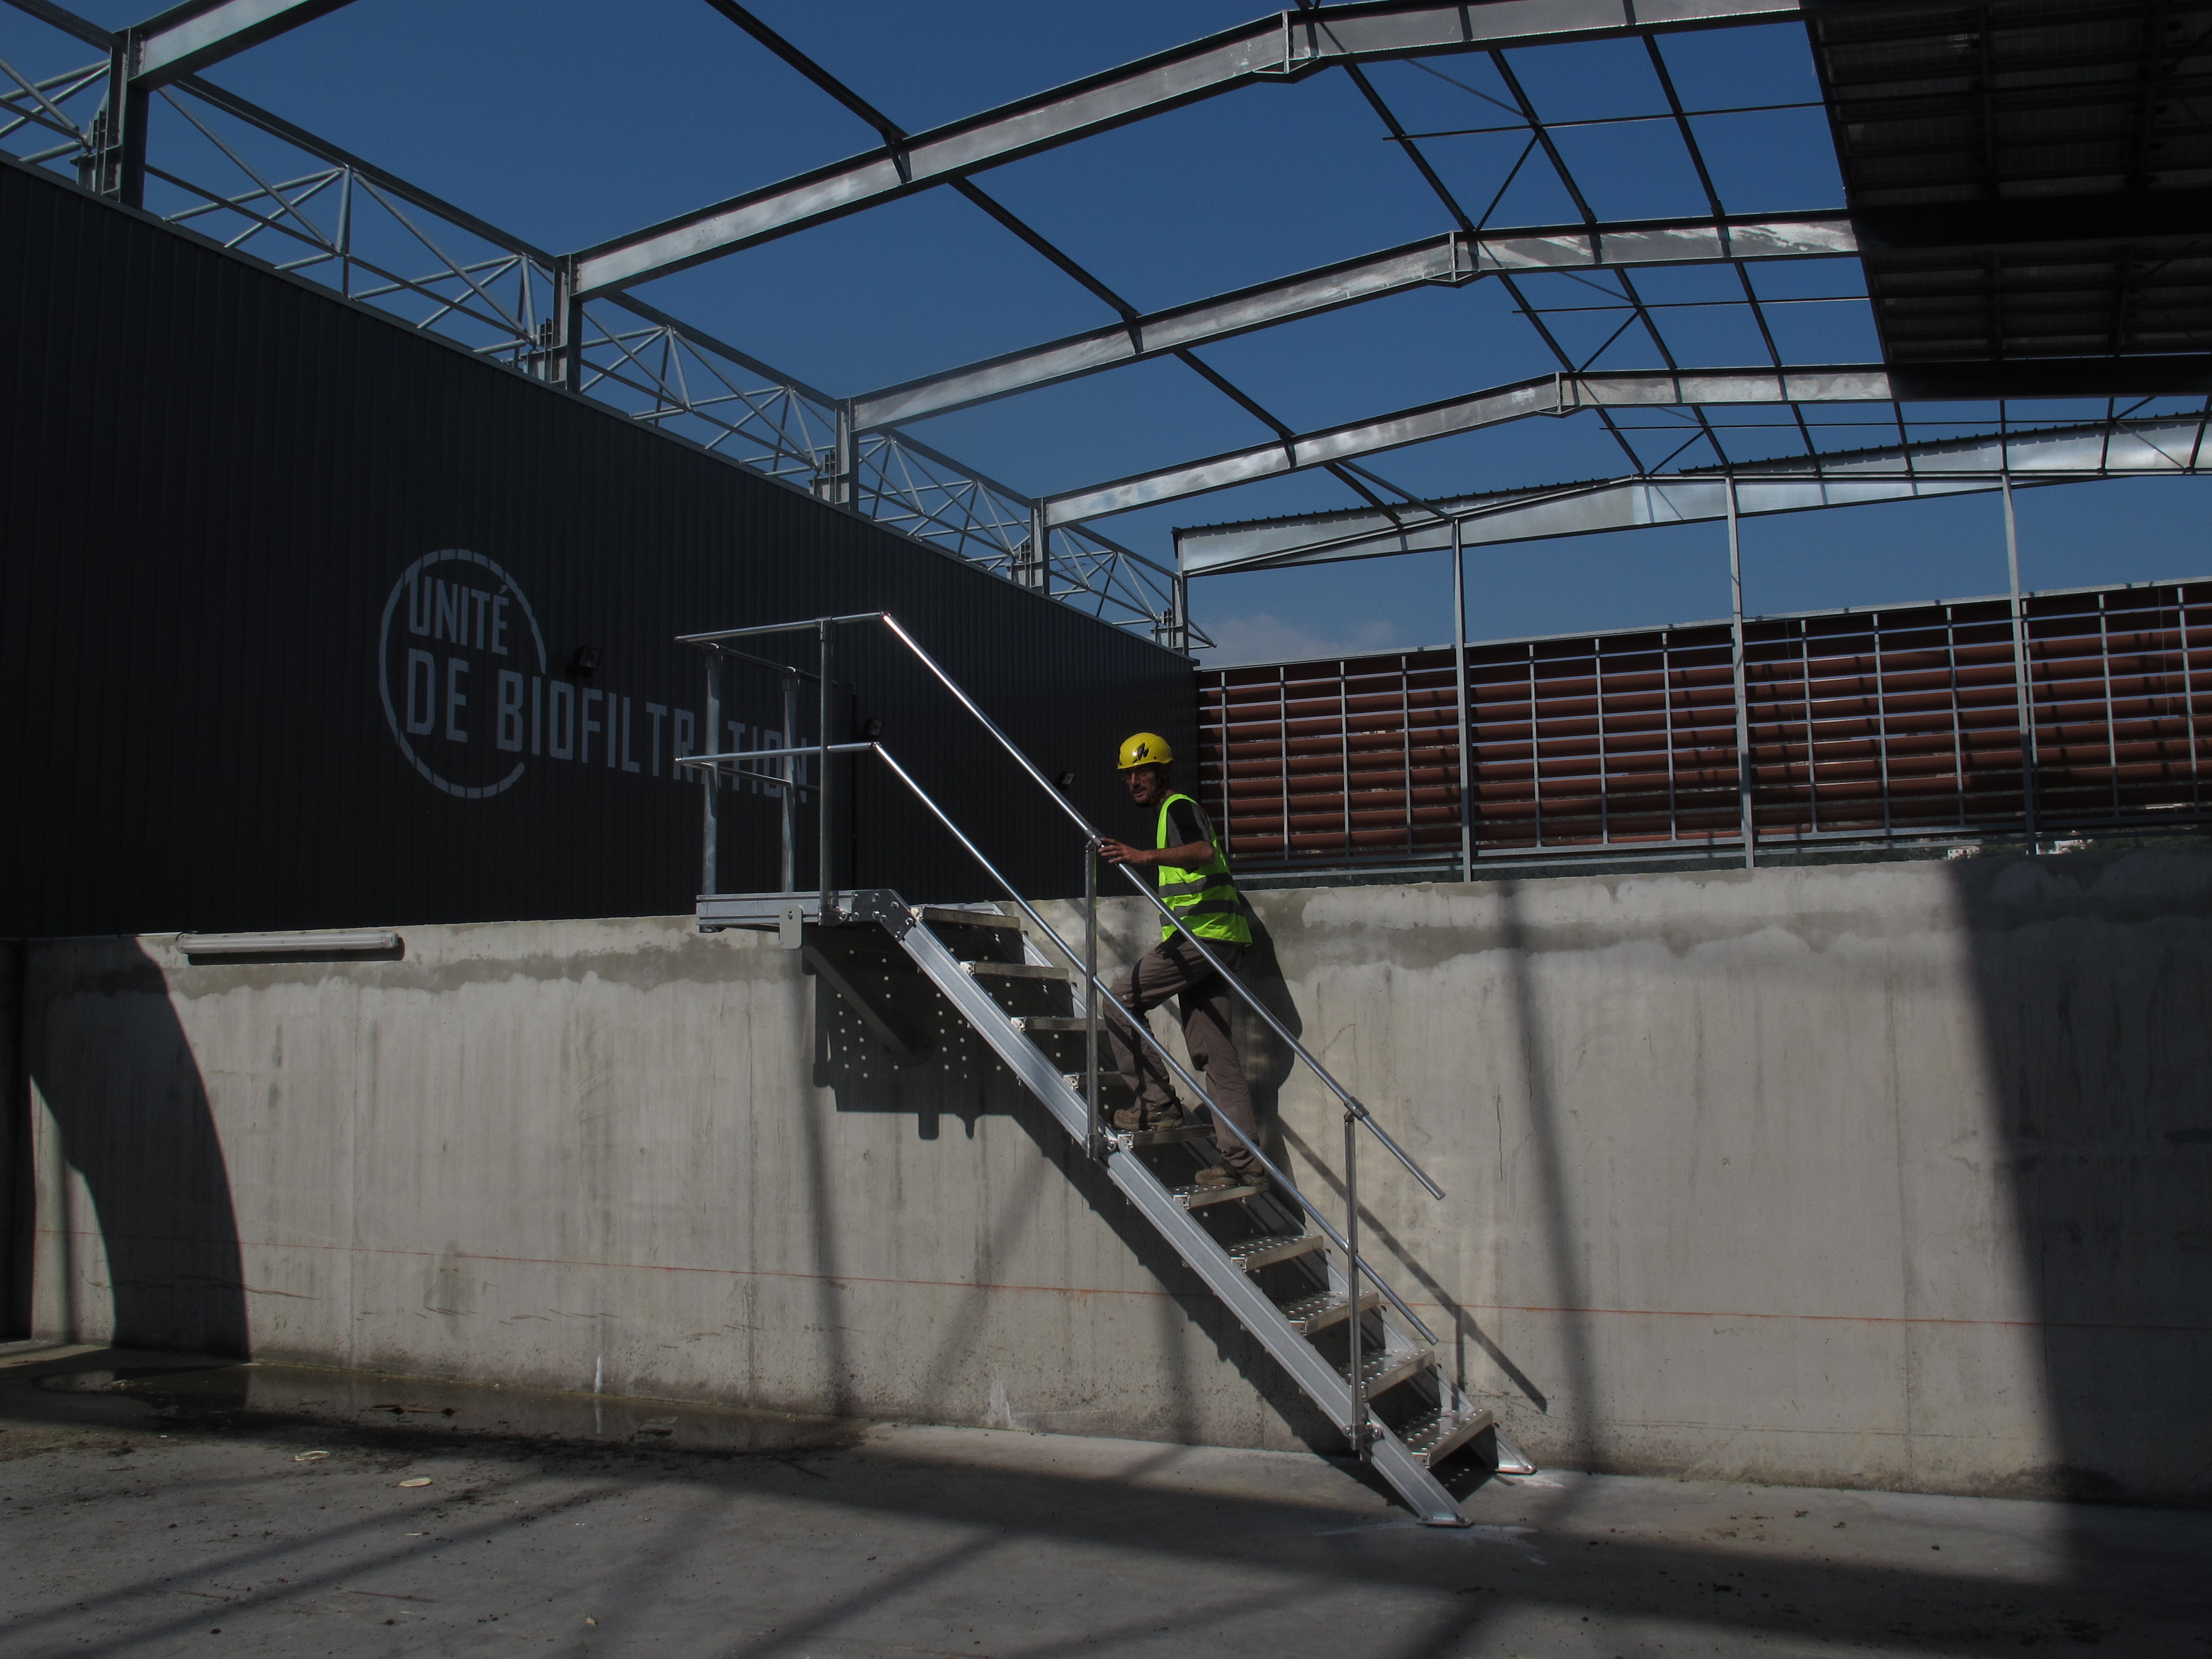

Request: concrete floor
left=1, top=1343, right=2202, bottom=1659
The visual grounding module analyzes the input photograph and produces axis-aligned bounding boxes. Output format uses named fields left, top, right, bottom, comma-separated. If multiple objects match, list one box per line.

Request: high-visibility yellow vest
left=1155, top=792, right=1252, bottom=945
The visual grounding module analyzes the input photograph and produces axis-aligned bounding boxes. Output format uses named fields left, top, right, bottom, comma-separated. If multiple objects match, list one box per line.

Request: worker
left=1097, top=732, right=1265, bottom=1195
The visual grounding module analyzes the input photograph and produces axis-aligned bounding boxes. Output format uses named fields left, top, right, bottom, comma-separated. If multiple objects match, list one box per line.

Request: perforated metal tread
left=1226, top=1232, right=1327, bottom=1272
left=1344, top=1346, right=1433, bottom=1398
left=1110, top=1124, right=1215, bottom=1150
left=1399, top=1407, right=1496, bottom=1470
left=916, top=906, right=1020, bottom=932
left=964, top=961, right=1067, bottom=980
left=1276, top=1287, right=1382, bottom=1336
left=1168, top=1179, right=1265, bottom=1210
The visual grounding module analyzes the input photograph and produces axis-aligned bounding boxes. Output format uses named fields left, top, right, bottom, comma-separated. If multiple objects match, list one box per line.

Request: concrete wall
left=22, top=850, right=2211, bottom=1502
left=2, top=939, right=24, bottom=1338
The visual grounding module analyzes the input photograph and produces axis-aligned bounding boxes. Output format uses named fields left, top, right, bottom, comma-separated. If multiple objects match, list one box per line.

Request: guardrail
left=674, top=611, right=1451, bottom=1451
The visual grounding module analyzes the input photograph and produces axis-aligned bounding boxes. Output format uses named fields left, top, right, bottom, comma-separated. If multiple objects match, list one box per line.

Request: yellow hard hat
left=1114, top=734, right=1168, bottom=774
left=1118, top=732, right=1173, bottom=770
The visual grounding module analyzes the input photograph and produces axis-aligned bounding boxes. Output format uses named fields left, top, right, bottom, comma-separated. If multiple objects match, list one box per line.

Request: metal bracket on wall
left=799, top=922, right=931, bottom=1066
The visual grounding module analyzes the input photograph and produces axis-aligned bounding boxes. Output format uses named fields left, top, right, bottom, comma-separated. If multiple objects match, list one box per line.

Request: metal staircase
left=677, top=612, right=1532, bottom=1526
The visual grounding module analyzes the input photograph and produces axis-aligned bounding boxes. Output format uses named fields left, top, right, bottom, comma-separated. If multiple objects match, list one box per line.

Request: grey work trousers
left=1103, top=934, right=1258, bottom=1169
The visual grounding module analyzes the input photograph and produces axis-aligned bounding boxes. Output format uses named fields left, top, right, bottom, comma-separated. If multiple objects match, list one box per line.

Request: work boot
left=1113, top=1101, right=1185, bottom=1132
left=1194, top=1162, right=1268, bottom=1195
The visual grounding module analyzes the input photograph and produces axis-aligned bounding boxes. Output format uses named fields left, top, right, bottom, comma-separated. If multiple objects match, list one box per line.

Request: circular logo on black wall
left=378, top=550, right=548, bottom=798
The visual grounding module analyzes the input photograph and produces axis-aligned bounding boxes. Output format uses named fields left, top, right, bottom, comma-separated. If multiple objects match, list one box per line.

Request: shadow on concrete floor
left=0, top=1343, right=860, bottom=1464
left=4, top=1342, right=2204, bottom=1659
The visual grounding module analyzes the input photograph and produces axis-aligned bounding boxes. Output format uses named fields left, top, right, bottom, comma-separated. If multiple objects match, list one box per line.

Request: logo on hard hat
left=1118, top=731, right=1174, bottom=769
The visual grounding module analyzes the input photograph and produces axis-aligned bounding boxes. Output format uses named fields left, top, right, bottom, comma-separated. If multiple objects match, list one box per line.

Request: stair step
left=1113, top=1124, right=1215, bottom=1150
left=1398, top=1406, right=1496, bottom=1469
left=1275, top=1287, right=1382, bottom=1336
left=1048, top=1083, right=1210, bottom=1149
left=1168, top=1179, right=1264, bottom=1210
left=870, top=881, right=1496, bottom=1523
left=1227, top=1233, right=1326, bottom=1272
left=1342, top=1346, right=1432, bottom=1399
left=916, top=906, right=1020, bottom=933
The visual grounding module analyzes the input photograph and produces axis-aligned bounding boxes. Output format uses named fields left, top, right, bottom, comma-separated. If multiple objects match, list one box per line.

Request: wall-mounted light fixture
left=177, top=930, right=401, bottom=957
left=566, top=645, right=604, bottom=679
left=859, top=716, right=885, bottom=739
left=1056, top=771, right=1076, bottom=791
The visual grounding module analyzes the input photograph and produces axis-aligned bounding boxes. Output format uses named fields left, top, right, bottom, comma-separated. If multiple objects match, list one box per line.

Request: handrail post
left=2002, top=466, right=2041, bottom=850
left=781, top=670, right=800, bottom=893
left=1344, top=1107, right=1367, bottom=1460
left=702, top=652, right=723, bottom=897
left=1084, top=837, right=1101, bottom=1158
left=819, top=620, right=836, bottom=917
left=1452, top=514, right=1472, bottom=883
left=1727, top=475, right=1755, bottom=870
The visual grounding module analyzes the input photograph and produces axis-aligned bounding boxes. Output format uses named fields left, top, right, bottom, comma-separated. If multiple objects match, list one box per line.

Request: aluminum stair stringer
left=1102, top=1150, right=1472, bottom=1526
left=865, top=893, right=1473, bottom=1527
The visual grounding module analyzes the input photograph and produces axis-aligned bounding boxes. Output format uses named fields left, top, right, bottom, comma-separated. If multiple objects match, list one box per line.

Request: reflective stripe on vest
left=1155, top=792, right=1252, bottom=945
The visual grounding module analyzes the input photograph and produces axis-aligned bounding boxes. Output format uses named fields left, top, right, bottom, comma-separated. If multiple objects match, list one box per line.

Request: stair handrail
left=677, top=612, right=1444, bottom=1202
left=863, top=743, right=1441, bottom=1346
left=675, top=732, right=1440, bottom=1346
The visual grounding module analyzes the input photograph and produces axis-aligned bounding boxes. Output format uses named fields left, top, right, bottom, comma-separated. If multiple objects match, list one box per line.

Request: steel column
left=2002, top=469, right=2042, bottom=845
left=818, top=620, right=836, bottom=915
left=1728, top=478, right=1755, bottom=868
left=1452, top=515, right=1472, bottom=882
left=93, top=32, right=147, bottom=206
left=702, top=653, right=723, bottom=897
left=828, top=403, right=856, bottom=506
left=781, top=671, right=801, bottom=893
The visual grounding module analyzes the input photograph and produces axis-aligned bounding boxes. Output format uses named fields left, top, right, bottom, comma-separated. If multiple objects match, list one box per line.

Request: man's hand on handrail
left=1098, top=836, right=1213, bottom=869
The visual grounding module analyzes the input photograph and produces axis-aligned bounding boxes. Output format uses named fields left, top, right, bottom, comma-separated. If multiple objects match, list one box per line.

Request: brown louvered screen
left=1199, top=581, right=2212, bottom=871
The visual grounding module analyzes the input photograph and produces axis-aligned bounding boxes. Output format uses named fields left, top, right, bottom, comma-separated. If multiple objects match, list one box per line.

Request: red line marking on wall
left=36, top=1227, right=2209, bottom=1335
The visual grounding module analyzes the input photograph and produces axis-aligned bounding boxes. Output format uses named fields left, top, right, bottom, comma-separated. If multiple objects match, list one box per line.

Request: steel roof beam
left=570, top=0, right=1805, bottom=296
left=7, top=0, right=114, bottom=47
left=129, top=0, right=356, bottom=87
left=1044, top=357, right=2212, bottom=525
left=1044, top=366, right=1908, bottom=525
left=851, top=212, right=1857, bottom=431
left=1173, top=415, right=2212, bottom=572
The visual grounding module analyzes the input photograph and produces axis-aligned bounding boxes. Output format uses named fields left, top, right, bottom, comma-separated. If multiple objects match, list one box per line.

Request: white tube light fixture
left=175, top=930, right=401, bottom=955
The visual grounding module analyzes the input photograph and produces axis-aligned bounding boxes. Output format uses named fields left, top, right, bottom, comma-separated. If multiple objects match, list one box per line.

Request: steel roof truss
left=571, top=0, right=1807, bottom=295
left=130, top=0, right=357, bottom=88
left=1173, top=412, right=2212, bottom=572
left=850, top=213, right=1857, bottom=430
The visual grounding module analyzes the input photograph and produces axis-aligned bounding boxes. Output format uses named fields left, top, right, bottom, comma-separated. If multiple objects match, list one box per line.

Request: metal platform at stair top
left=672, top=611, right=1532, bottom=1524
left=697, top=893, right=1009, bottom=932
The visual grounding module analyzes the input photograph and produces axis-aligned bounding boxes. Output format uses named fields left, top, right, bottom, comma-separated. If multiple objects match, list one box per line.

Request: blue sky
left=7, top=0, right=2205, bottom=660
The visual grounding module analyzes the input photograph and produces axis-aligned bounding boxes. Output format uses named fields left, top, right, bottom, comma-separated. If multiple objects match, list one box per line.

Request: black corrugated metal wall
left=0, top=158, right=1192, bottom=937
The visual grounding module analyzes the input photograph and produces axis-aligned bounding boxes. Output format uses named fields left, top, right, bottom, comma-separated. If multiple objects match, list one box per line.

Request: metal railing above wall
left=1201, top=576, right=2212, bottom=875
